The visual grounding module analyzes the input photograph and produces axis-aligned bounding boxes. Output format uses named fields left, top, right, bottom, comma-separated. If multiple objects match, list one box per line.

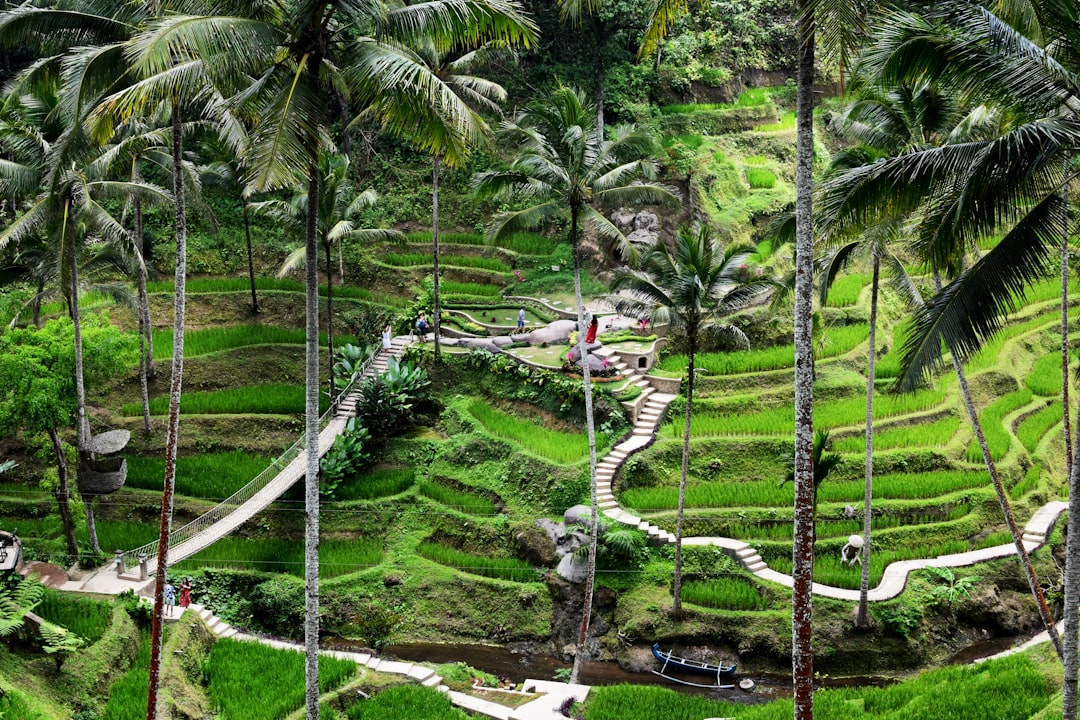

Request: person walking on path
left=382, top=324, right=392, bottom=354
left=416, top=313, right=429, bottom=340
left=180, top=577, right=192, bottom=609
left=517, top=308, right=526, bottom=332
left=163, top=580, right=176, bottom=618
left=585, top=315, right=599, bottom=344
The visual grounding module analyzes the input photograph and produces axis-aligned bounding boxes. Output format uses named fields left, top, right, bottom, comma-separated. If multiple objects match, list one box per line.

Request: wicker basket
left=77, top=457, right=127, bottom=496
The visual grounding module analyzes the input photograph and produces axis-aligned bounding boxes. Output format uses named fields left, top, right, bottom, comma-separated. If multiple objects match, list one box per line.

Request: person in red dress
left=179, top=577, right=192, bottom=608
left=584, top=316, right=599, bottom=344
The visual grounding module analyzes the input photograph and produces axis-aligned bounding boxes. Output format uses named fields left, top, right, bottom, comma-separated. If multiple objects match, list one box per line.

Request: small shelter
left=77, top=429, right=130, bottom=495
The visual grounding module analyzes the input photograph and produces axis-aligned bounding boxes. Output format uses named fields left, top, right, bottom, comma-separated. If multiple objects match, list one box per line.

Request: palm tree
left=474, top=85, right=677, bottom=682
left=816, top=3, right=1073, bottom=668
left=610, top=224, right=767, bottom=618
left=251, top=152, right=402, bottom=403
left=125, top=4, right=536, bottom=716
left=402, top=42, right=508, bottom=359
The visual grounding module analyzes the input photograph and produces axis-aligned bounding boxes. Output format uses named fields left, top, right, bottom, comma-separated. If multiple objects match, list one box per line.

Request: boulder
left=564, top=504, right=593, bottom=527
left=462, top=338, right=502, bottom=353
left=557, top=553, right=590, bottom=583
left=529, top=319, right=577, bottom=345
left=566, top=343, right=603, bottom=363
left=491, top=336, right=515, bottom=348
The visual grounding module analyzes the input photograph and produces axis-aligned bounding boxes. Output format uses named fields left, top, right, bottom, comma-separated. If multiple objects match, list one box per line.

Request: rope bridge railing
left=118, top=342, right=392, bottom=575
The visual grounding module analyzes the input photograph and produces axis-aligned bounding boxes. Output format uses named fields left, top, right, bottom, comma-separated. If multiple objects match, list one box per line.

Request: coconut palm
left=474, top=85, right=677, bottom=682
left=251, top=152, right=402, bottom=403
left=609, top=224, right=767, bottom=618
left=124, top=3, right=536, bottom=716
left=401, top=42, right=508, bottom=359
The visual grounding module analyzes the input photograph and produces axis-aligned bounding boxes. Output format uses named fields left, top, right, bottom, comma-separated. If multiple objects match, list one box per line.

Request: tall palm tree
left=252, top=152, right=402, bottom=403
left=610, top=224, right=766, bottom=618
left=474, top=85, right=677, bottom=682
left=126, top=4, right=536, bottom=717
left=816, top=3, right=1073, bottom=669
left=402, top=42, right=508, bottom=359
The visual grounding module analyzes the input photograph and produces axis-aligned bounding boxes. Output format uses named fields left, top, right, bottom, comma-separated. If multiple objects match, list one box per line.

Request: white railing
left=120, top=343, right=389, bottom=574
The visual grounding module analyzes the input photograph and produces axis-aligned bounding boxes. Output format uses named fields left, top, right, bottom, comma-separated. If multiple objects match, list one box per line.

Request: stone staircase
left=334, top=336, right=411, bottom=419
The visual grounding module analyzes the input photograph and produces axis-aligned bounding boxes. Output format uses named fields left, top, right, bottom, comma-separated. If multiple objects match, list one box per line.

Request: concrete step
left=607, top=450, right=628, bottom=460
left=597, top=494, right=615, bottom=504
left=221, top=627, right=238, bottom=639
left=632, top=427, right=653, bottom=436
left=598, top=500, right=619, bottom=509
left=633, top=379, right=651, bottom=388
left=1022, top=533, right=1045, bottom=544
left=736, top=547, right=758, bottom=559
left=746, top=560, right=767, bottom=572
left=422, top=674, right=443, bottom=688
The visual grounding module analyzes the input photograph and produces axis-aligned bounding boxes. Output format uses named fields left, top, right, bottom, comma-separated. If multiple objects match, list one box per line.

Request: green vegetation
left=824, top=273, right=866, bottom=308
left=419, top=480, right=497, bottom=516
left=466, top=398, right=607, bottom=462
left=206, top=638, right=356, bottom=719
left=152, top=325, right=356, bottom=360
left=404, top=231, right=556, bottom=255
left=176, top=537, right=382, bottom=578
left=126, top=451, right=273, bottom=499
left=965, top=389, right=1032, bottom=462
left=145, top=277, right=406, bottom=306
left=36, top=590, right=113, bottom=644
left=417, top=541, right=537, bottom=582
left=382, top=252, right=510, bottom=272
left=832, top=415, right=960, bottom=453
left=100, top=629, right=151, bottom=720
left=440, top=280, right=504, bottom=297
left=681, top=577, right=768, bottom=610
left=1016, top=402, right=1063, bottom=453
left=754, top=110, right=797, bottom=132
left=123, top=384, right=329, bottom=417
left=745, top=167, right=777, bottom=189
left=346, top=685, right=467, bottom=719
left=336, top=467, right=416, bottom=501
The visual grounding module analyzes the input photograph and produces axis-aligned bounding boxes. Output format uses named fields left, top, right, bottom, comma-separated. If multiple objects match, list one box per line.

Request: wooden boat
left=651, top=643, right=737, bottom=689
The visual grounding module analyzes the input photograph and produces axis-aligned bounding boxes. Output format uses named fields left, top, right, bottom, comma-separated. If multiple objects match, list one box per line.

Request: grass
left=674, top=386, right=946, bottom=438
left=94, top=521, right=161, bottom=553
left=681, top=577, right=768, bottom=611
left=965, top=311, right=1058, bottom=373
left=419, top=480, right=497, bottom=516
left=583, top=653, right=1052, bottom=720
left=36, top=590, right=113, bottom=644
left=467, top=398, right=606, bottom=463
left=1012, top=463, right=1043, bottom=499
left=145, top=276, right=404, bottom=305
left=206, top=637, right=356, bottom=720
left=346, top=685, right=468, bottom=719
left=659, top=87, right=773, bottom=114
left=152, top=324, right=356, bottom=360
left=336, top=468, right=416, bottom=501
left=824, top=273, right=867, bottom=308
left=100, top=629, right=151, bottom=720
left=440, top=280, right=503, bottom=297
left=1025, top=351, right=1075, bottom=396
left=965, top=389, right=1033, bottom=462
left=175, top=537, right=382, bottom=578
left=382, top=252, right=510, bottom=272
left=126, top=451, right=273, bottom=499
left=832, top=415, right=960, bottom=453
left=658, top=324, right=869, bottom=375
left=622, top=469, right=988, bottom=511
left=745, top=167, right=777, bottom=189
left=1016, top=401, right=1063, bottom=453
left=417, top=540, right=537, bottom=582
left=123, top=383, right=329, bottom=417
left=754, top=110, right=797, bottom=132
left=404, top=230, right=556, bottom=255
left=723, top=508, right=971, bottom=542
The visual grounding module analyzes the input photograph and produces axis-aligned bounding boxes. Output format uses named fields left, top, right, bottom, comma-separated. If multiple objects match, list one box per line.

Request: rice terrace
left=2, top=0, right=1080, bottom=719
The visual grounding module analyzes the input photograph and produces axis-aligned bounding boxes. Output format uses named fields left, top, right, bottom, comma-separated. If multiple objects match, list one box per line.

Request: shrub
left=248, top=576, right=304, bottom=637
left=321, top=421, right=372, bottom=499
left=356, top=358, right=430, bottom=435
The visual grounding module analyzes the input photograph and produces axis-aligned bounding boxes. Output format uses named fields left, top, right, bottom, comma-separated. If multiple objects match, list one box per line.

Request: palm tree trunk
left=1063, top=200, right=1072, bottom=477
left=569, top=207, right=600, bottom=686
left=1062, top=397, right=1080, bottom=719
left=856, top=255, right=879, bottom=629
left=303, top=160, right=321, bottom=720
left=792, top=5, right=816, bottom=717
left=432, top=156, right=442, bottom=359
left=244, top=201, right=259, bottom=314
left=48, top=427, right=78, bottom=560
left=934, top=268, right=1063, bottom=661
left=146, top=102, right=187, bottom=720
left=33, top=276, right=42, bottom=327
left=325, top=238, right=335, bottom=408
left=135, top=197, right=152, bottom=435
left=672, top=332, right=695, bottom=619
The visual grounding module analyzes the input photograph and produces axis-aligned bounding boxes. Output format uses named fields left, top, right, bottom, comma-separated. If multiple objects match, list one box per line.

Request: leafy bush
left=333, top=343, right=378, bottom=391
left=249, top=576, right=304, bottom=637
left=356, top=358, right=431, bottom=435
left=321, top=421, right=372, bottom=499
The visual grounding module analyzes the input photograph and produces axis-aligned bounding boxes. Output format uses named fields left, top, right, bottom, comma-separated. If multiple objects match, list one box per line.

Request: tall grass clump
left=206, top=638, right=356, bottom=720
left=100, top=629, right=151, bottom=720
left=467, top=399, right=606, bottom=462
left=175, top=537, right=381, bottom=578
left=499, top=232, right=557, bottom=255
left=754, top=110, right=797, bottom=132
left=336, top=468, right=415, bottom=501
left=833, top=415, right=960, bottom=453
left=406, top=230, right=483, bottom=245
left=417, top=541, right=537, bottom=582
left=966, top=311, right=1057, bottom=373
left=125, top=383, right=329, bottom=417
left=440, top=280, right=503, bottom=297
left=745, top=167, right=777, bottom=189
left=874, top=320, right=912, bottom=379
left=1025, top=351, right=1077, bottom=396
left=964, top=389, right=1032, bottom=462
left=1012, top=463, right=1042, bottom=499
left=1016, top=402, right=1062, bottom=453
left=419, top=480, right=497, bottom=515
left=824, top=273, right=866, bottom=308
left=126, top=451, right=272, bottom=499
left=152, top=324, right=357, bottom=360
left=346, top=685, right=468, bottom=720
left=660, top=325, right=867, bottom=376
left=93, top=521, right=159, bottom=553
left=584, top=685, right=735, bottom=720
left=147, top=277, right=401, bottom=305
left=36, top=590, right=113, bottom=643
left=681, top=577, right=768, bottom=611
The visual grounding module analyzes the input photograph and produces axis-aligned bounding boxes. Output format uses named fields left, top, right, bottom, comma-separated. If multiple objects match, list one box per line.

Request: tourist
left=416, top=313, right=429, bottom=340
left=382, top=324, right=392, bottom=354
left=517, top=307, right=526, bottom=332
left=639, top=316, right=648, bottom=332
left=180, top=577, right=192, bottom=609
left=163, top=580, right=176, bottom=618
left=585, top=316, right=599, bottom=344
